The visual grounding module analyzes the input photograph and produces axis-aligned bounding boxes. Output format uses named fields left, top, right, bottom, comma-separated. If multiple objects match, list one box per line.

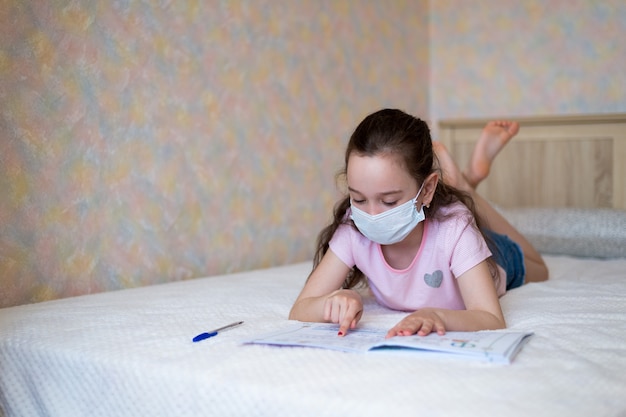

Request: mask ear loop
left=419, top=173, right=438, bottom=209
left=415, top=181, right=426, bottom=209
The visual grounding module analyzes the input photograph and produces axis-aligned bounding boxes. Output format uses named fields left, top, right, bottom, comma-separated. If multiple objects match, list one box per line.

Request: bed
left=1, top=114, right=626, bottom=417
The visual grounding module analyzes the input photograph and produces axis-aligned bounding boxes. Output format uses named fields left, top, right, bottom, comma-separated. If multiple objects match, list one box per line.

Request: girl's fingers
left=323, top=290, right=363, bottom=336
left=387, top=313, right=447, bottom=338
left=338, top=304, right=362, bottom=336
left=416, top=321, right=433, bottom=336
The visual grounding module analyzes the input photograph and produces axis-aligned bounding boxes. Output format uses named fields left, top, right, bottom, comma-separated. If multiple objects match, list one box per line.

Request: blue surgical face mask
left=350, top=183, right=426, bottom=245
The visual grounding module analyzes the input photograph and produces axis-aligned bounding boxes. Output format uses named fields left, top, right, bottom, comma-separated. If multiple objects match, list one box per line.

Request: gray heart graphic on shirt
left=424, top=270, right=443, bottom=288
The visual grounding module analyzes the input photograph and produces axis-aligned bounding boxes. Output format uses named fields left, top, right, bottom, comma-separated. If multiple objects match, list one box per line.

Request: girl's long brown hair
left=312, top=109, right=499, bottom=289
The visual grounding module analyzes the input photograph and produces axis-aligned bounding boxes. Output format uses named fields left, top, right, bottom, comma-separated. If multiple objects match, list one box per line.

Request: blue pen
left=192, top=321, right=244, bottom=342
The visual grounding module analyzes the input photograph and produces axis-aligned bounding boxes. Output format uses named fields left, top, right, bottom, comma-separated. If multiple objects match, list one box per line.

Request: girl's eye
left=352, top=198, right=365, bottom=204
left=383, top=201, right=398, bottom=207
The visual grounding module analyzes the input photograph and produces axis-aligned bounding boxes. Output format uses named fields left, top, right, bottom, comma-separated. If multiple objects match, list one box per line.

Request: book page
left=245, top=323, right=533, bottom=363
left=376, top=330, right=533, bottom=363
left=247, top=323, right=387, bottom=353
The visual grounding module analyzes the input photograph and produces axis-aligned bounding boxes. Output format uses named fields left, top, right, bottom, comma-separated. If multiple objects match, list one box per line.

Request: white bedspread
left=1, top=255, right=625, bottom=417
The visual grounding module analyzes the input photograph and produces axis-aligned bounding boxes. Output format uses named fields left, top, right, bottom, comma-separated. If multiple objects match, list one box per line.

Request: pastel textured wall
left=429, top=0, right=626, bottom=124
left=4, top=0, right=624, bottom=308
left=0, top=1, right=429, bottom=307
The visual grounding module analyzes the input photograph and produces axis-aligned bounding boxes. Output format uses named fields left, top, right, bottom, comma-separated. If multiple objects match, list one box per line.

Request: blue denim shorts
left=483, top=229, right=526, bottom=290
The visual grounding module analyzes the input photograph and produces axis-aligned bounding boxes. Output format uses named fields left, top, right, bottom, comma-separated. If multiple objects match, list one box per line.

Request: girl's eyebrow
left=347, top=187, right=403, bottom=196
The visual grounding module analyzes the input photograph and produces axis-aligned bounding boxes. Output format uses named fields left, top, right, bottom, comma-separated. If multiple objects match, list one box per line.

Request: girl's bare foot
left=463, top=121, right=519, bottom=188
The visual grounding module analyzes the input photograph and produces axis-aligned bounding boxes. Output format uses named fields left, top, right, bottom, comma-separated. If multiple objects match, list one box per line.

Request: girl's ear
left=421, top=172, right=439, bottom=208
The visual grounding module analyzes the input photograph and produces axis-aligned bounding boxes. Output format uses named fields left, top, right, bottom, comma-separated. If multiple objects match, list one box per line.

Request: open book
left=245, top=323, right=533, bottom=364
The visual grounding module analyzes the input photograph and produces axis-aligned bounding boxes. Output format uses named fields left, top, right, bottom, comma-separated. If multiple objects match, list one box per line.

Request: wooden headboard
left=438, top=114, right=626, bottom=210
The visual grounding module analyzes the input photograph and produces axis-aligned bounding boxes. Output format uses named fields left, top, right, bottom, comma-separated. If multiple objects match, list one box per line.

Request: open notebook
left=245, top=323, right=533, bottom=364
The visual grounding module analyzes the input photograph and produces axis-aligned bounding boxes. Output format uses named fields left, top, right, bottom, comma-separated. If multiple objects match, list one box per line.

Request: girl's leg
left=467, top=189, right=549, bottom=282
left=434, top=125, right=549, bottom=283
left=463, top=121, right=519, bottom=188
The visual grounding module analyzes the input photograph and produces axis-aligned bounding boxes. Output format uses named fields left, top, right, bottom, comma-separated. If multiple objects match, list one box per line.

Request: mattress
left=1, top=254, right=625, bottom=417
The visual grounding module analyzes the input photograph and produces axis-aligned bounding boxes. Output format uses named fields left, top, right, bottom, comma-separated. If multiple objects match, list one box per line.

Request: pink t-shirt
left=329, top=202, right=505, bottom=311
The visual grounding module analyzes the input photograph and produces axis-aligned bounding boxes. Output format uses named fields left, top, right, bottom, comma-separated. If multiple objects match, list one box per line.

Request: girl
left=289, top=109, right=548, bottom=338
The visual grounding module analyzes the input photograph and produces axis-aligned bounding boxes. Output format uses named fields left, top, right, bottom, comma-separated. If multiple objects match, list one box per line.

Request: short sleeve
left=448, top=215, right=492, bottom=278
left=328, top=224, right=358, bottom=268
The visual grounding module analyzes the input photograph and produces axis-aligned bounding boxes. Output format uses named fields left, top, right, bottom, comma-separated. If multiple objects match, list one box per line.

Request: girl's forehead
left=347, top=152, right=405, bottom=170
left=346, top=153, right=415, bottom=191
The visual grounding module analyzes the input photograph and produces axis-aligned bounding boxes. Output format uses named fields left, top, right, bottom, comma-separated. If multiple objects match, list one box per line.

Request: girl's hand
left=323, top=289, right=363, bottom=336
left=385, top=309, right=446, bottom=338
